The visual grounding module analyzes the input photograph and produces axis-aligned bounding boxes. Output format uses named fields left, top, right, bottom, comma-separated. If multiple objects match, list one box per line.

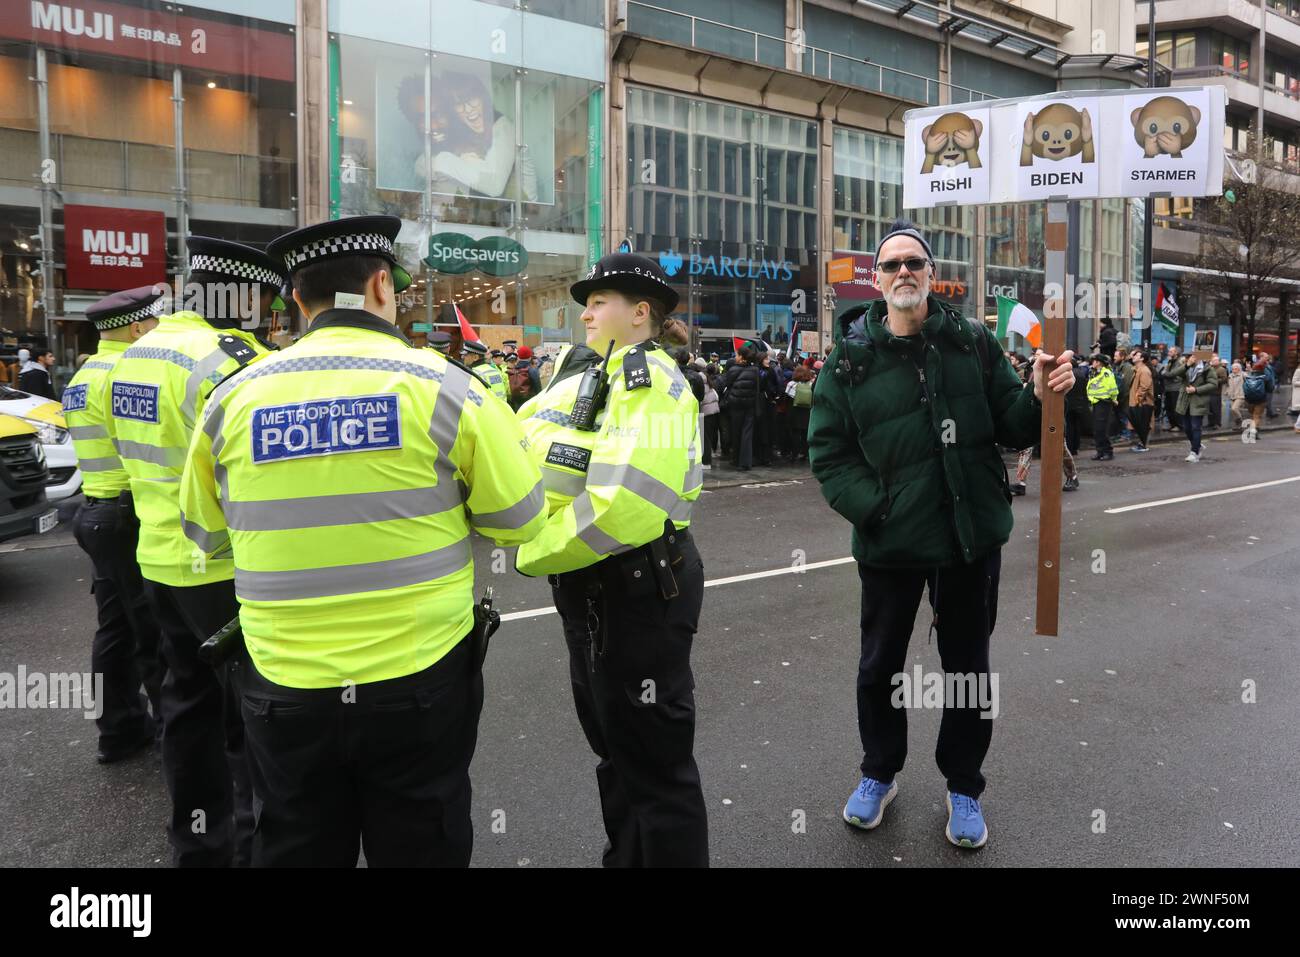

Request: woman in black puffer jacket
left=721, top=344, right=761, bottom=470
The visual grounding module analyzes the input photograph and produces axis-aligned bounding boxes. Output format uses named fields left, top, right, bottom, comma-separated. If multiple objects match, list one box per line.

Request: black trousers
left=551, top=534, right=709, bottom=867
left=728, top=405, right=754, bottom=469
left=788, top=406, right=810, bottom=460
left=755, top=402, right=773, bottom=465
left=1064, top=406, right=1087, bottom=457
left=238, top=637, right=482, bottom=867
left=73, top=498, right=162, bottom=750
left=1091, top=401, right=1114, bottom=455
left=856, top=550, right=1001, bottom=799
left=1164, top=393, right=1182, bottom=430
left=145, top=579, right=253, bottom=868
left=702, top=414, right=719, bottom=466
left=1130, top=405, right=1153, bottom=447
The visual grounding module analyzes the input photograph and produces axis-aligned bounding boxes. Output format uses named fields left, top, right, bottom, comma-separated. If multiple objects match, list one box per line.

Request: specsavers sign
left=426, top=233, right=528, bottom=277
left=902, top=86, right=1226, bottom=208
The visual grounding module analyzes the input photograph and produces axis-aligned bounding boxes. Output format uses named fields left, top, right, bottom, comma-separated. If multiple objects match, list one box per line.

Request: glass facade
left=625, top=88, right=819, bottom=354
left=329, top=0, right=604, bottom=349
left=1, top=0, right=297, bottom=369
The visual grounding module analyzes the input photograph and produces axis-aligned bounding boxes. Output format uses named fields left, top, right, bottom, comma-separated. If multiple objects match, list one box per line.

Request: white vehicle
left=0, top=385, right=82, bottom=501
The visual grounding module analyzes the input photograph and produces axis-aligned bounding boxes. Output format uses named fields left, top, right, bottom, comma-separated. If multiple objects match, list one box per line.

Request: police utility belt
left=549, top=520, right=691, bottom=602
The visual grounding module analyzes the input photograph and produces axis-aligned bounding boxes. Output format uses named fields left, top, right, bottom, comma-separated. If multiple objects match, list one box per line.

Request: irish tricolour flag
left=995, top=295, right=1041, bottom=349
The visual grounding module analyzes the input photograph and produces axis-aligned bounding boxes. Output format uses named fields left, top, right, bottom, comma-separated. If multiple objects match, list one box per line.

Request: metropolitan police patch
left=251, top=393, right=402, bottom=464
left=545, top=442, right=591, bottom=473
left=62, top=384, right=89, bottom=413
left=111, top=382, right=160, bottom=424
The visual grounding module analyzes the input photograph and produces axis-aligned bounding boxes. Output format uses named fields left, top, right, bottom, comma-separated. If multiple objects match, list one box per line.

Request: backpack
left=793, top=381, right=813, bottom=408
left=509, top=364, right=535, bottom=401
left=1243, top=373, right=1267, bottom=404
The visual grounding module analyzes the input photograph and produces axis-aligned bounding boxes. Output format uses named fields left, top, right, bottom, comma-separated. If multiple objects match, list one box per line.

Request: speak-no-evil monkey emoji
left=1020, top=104, right=1094, bottom=167
left=920, top=112, right=983, bottom=173
left=1130, top=96, right=1201, bottom=158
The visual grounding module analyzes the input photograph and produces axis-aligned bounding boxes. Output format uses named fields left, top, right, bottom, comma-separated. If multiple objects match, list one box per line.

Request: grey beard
left=888, top=285, right=923, bottom=309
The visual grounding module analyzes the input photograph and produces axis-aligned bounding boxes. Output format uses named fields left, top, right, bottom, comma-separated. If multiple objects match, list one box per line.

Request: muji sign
left=63, top=205, right=166, bottom=291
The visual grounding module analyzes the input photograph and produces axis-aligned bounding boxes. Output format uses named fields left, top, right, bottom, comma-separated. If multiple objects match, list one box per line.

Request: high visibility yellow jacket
left=62, top=339, right=130, bottom=499
left=108, top=312, right=269, bottom=586
left=178, top=309, right=546, bottom=688
left=515, top=339, right=702, bottom=576
left=1086, top=366, right=1119, bottom=405
left=469, top=359, right=509, bottom=403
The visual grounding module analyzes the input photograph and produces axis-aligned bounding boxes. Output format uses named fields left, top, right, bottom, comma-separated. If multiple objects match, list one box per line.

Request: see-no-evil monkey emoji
left=920, top=112, right=983, bottom=173
left=1020, top=104, right=1094, bottom=166
left=1130, top=96, right=1201, bottom=158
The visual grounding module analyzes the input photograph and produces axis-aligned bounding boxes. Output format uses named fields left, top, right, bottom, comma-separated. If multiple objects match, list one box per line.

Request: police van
left=0, top=413, right=57, bottom=546
left=0, top=384, right=82, bottom=501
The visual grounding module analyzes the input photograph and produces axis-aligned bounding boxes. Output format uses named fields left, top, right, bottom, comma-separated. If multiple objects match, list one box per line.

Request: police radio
left=569, top=339, right=615, bottom=431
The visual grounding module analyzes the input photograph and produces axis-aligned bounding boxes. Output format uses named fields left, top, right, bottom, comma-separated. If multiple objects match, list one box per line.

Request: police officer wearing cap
left=515, top=252, right=708, bottom=867
left=462, top=338, right=508, bottom=402
left=64, top=287, right=166, bottom=763
left=427, top=330, right=452, bottom=354
left=179, top=215, right=545, bottom=867
left=108, top=237, right=285, bottom=867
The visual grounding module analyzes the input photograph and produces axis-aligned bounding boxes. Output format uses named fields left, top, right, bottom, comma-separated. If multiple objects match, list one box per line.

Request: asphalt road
left=2, top=426, right=1298, bottom=867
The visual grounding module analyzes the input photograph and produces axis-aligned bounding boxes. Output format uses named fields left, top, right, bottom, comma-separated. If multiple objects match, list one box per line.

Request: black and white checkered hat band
left=96, top=297, right=167, bottom=330
left=584, top=266, right=671, bottom=290
left=283, top=232, right=394, bottom=270
left=190, top=253, right=284, bottom=286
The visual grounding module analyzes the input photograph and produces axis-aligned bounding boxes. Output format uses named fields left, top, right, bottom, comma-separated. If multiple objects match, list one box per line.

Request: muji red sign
left=64, top=205, right=166, bottom=291
left=2, top=1, right=294, bottom=83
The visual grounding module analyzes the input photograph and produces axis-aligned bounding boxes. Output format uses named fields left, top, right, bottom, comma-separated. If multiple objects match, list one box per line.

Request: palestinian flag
left=1155, top=283, right=1180, bottom=335
left=439, top=301, right=479, bottom=343
left=732, top=336, right=748, bottom=353
left=995, top=295, right=1041, bottom=349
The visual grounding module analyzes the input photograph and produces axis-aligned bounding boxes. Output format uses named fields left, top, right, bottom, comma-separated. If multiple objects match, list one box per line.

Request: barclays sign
left=659, top=250, right=795, bottom=282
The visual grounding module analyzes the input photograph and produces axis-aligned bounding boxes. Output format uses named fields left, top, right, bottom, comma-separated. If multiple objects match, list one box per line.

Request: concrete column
left=973, top=206, right=986, bottom=322
left=297, top=0, right=329, bottom=227
left=1093, top=199, right=1104, bottom=346
left=818, top=108, right=835, bottom=351
left=785, top=0, right=802, bottom=72
left=607, top=63, right=629, bottom=258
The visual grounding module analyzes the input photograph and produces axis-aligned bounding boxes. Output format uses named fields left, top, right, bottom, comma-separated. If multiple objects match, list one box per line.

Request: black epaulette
left=623, top=345, right=653, bottom=390
left=217, top=334, right=258, bottom=366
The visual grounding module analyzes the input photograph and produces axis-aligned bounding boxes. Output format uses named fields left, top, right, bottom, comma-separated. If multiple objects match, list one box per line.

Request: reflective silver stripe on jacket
left=113, top=439, right=185, bottom=469
left=585, top=462, right=682, bottom=515
left=183, top=347, right=236, bottom=426
left=469, top=480, right=544, bottom=531
left=541, top=468, right=586, bottom=498
left=180, top=515, right=229, bottom=554
left=78, top=455, right=125, bottom=473
left=572, top=491, right=634, bottom=557
left=427, top=365, right=472, bottom=500
left=225, top=484, right=464, bottom=532
left=235, top=536, right=472, bottom=601
left=68, top=425, right=108, bottom=440
left=82, top=360, right=115, bottom=372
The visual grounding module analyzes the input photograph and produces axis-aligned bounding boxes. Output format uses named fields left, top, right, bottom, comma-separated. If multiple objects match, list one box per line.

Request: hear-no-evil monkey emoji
left=921, top=112, right=983, bottom=173
left=1131, top=96, right=1201, bottom=158
left=1020, top=104, right=1094, bottom=166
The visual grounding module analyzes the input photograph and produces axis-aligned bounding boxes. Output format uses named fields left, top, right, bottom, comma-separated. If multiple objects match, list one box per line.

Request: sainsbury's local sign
left=426, top=233, right=528, bottom=277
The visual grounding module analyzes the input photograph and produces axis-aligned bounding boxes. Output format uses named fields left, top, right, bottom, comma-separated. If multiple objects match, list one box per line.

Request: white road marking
left=1102, top=475, right=1300, bottom=514
left=498, top=555, right=857, bottom=623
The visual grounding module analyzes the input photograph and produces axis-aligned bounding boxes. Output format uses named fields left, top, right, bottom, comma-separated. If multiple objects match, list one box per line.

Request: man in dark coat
left=809, top=219, right=1075, bottom=851
left=18, top=348, right=56, bottom=399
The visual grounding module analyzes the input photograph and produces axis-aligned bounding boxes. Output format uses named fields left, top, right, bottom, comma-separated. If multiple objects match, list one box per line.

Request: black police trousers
left=72, top=498, right=162, bottom=752
left=855, top=550, right=1001, bottom=799
left=238, top=636, right=483, bottom=867
left=145, top=579, right=253, bottom=868
left=551, top=532, right=709, bottom=867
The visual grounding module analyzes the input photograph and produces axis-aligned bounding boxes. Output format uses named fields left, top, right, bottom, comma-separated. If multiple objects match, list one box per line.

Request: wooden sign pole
left=1035, top=200, right=1069, bottom=637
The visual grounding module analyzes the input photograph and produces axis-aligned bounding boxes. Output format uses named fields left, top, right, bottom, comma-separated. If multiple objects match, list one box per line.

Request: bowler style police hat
left=187, top=236, right=289, bottom=312
left=85, top=286, right=169, bottom=331
left=267, top=214, right=413, bottom=294
left=570, top=252, right=680, bottom=313
left=463, top=339, right=487, bottom=356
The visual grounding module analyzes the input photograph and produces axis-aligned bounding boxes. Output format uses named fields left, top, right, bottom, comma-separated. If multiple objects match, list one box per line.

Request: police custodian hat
left=85, top=285, right=169, bottom=331
left=267, top=214, right=413, bottom=293
left=570, top=252, right=680, bottom=312
left=187, top=236, right=288, bottom=312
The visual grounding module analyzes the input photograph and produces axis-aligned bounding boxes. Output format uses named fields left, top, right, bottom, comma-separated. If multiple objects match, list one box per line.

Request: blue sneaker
left=843, top=776, right=898, bottom=830
left=945, top=792, right=988, bottom=849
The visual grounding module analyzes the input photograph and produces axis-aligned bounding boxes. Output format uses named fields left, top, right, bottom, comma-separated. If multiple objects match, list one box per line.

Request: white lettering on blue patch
left=251, top=393, right=402, bottom=464
left=62, top=384, right=89, bottom=413
left=111, top=381, right=160, bottom=424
